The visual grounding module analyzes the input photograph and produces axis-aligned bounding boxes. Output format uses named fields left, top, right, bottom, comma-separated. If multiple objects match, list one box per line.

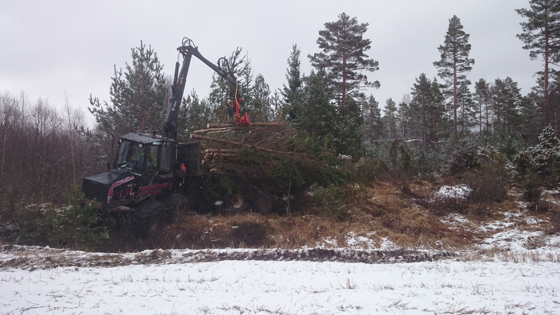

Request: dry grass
left=4, top=178, right=557, bottom=255
left=121, top=180, right=500, bottom=252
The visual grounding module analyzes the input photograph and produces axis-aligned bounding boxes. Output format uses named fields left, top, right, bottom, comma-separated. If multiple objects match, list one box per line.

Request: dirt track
left=0, top=245, right=455, bottom=270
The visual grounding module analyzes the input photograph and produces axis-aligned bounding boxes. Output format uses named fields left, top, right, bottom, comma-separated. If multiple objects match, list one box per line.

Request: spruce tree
left=301, top=68, right=337, bottom=147
left=361, top=94, right=384, bottom=143
left=89, top=41, right=168, bottom=139
left=252, top=74, right=271, bottom=122
left=180, top=90, right=213, bottom=139
left=281, top=44, right=304, bottom=122
left=410, top=73, right=433, bottom=151
left=433, top=15, right=475, bottom=146
left=517, top=0, right=560, bottom=126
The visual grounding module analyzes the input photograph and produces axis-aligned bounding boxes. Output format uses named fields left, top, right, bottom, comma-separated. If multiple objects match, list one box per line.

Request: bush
left=466, top=147, right=509, bottom=204
left=311, top=184, right=350, bottom=220
left=449, top=140, right=479, bottom=175
left=522, top=172, right=542, bottom=203
left=354, top=157, right=389, bottom=182
left=46, top=185, right=108, bottom=251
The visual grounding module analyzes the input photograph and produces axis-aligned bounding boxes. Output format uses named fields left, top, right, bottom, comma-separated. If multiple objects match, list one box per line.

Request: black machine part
left=164, top=37, right=239, bottom=141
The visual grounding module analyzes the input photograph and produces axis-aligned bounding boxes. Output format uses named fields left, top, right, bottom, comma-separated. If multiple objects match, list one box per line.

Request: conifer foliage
left=281, top=44, right=304, bottom=122
left=309, top=12, right=380, bottom=107
left=433, top=15, right=475, bottom=146
left=89, top=41, right=168, bottom=139
left=516, top=0, right=560, bottom=127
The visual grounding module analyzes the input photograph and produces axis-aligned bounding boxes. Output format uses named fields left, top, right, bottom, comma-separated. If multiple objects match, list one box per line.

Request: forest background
left=2, top=0, right=560, bottom=249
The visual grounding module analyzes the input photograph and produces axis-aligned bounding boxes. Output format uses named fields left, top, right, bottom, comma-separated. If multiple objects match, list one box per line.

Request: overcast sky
left=0, top=0, right=541, bottom=125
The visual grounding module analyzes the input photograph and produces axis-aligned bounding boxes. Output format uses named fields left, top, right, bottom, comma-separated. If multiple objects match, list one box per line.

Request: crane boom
left=164, top=37, right=239, bottom=140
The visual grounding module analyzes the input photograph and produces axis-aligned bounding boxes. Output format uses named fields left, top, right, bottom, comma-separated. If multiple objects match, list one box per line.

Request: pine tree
left=207, top=48, right=249, bottom=124
left=309, top=12, right=380, bottom=109
left=517, top=0, right=560, bottom=126
left=89, top=41, right=168, bottom=139
left=491, top=78, right=511, bottom=131
left=433, top=15, right=475, bottom=145
left=179, top=90, right=213, bottom=140
left=503, top=77, right=522, bottom=135
left=429, top=78, right=449, bottom=145
left=396, top=95, right=411, bottom=139
left=383, top=98, right=397, bottom=139
left=457, top=80, right=475, bottom=136
left=281, top=44, right=304, bottom=122
left=474, top=78, right=491, bottom=135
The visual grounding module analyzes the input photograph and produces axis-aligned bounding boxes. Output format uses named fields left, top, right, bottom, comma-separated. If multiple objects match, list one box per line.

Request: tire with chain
left=161, top=193, right=188, bottom=223
left=226, top=192, right=248, bottom=211
left=136, top=200, right=163, bottom=238
left=255, top=193, right=274, bottom=214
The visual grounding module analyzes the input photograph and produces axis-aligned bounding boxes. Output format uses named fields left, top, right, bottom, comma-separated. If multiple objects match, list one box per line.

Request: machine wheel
left=136, top=200, right=163, bottom=238
left=226, top=193, right=247, bottom=211
left=255, top=193, right=274, bottom=214
left=161, top=193, right=188, bottom=223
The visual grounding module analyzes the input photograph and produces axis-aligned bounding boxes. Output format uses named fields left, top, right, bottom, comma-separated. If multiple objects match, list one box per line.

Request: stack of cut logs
left=190, top=122, right=288, bottom=171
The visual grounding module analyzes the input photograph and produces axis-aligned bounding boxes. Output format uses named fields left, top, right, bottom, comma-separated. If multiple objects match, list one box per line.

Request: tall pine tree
left=309, top=12, right=379, bottom=157
left=433, top=15, right=475, bottom=145
left=517, top=0, right=560, bottom=127
left=309, top=12, right=380, bottom=108
left=474, top=78, right=491, bottom=135
left=383, top=98, right=397, bottom=139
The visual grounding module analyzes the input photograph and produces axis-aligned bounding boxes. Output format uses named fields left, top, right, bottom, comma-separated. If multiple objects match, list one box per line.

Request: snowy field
left=2, top=187, right=560, bottom=314
left=1, top=247, right=560, bottom=314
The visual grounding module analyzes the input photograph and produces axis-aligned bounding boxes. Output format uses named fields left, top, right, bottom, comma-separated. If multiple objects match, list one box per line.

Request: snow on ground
left=2, top=185, right=560, bottom=314
left=1, top=254, right=559, bottom=314
left=434, top=184, right=472, bottom=201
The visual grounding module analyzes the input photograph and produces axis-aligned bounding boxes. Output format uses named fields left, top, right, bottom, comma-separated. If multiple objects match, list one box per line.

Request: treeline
left=2, top=0, right=560, bottom=211
left=0, top=92, right=102, bottom=208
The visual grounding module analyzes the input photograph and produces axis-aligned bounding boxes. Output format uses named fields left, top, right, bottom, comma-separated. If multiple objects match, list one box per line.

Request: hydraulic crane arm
left=164, top=37, right=239, bottom=140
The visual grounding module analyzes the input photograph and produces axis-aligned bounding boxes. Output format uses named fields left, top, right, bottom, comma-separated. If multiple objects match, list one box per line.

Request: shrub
left=467, top=147, right=509, bottom=205
left=354, top=157, right=389, bottom=182
left=46, top=185, right=108, bottom=251
left=522, top=172, right=542, bottom=203
left=311, top=184, right=350, bottom=220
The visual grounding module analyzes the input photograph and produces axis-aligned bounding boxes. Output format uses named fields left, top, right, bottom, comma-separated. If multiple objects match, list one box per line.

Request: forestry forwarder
left=81, top=37, right=250, bottom=237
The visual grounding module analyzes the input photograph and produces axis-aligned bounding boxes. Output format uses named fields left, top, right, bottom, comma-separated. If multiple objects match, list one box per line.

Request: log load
left=184, top=122, right=349, bottom=213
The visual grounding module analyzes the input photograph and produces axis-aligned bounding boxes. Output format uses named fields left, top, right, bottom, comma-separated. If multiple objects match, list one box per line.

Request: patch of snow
left=441, top=213, right=469, bottom=224
left=435, top=184, right=472, bottom=201
left=1, top=251, right=560, bottom=314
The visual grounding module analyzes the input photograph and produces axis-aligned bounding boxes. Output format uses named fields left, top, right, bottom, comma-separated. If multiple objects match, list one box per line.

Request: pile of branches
left=190, top=122, right=350, bottom=196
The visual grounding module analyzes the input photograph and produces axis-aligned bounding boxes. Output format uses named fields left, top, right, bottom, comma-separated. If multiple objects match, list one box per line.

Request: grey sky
left=0, top=0, right=541, bottom=125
